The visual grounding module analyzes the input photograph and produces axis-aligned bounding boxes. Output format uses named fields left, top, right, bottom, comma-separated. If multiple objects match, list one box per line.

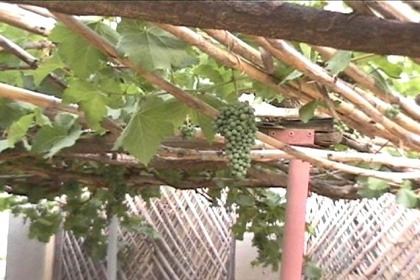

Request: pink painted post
left=280, top=159, right=311, bottom=280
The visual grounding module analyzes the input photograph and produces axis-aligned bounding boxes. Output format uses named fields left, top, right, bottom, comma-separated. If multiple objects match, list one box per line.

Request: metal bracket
left=263, top=128, right=315, bottom=146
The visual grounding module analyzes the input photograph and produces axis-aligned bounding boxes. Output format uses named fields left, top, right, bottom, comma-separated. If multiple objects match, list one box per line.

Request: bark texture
left=8, top=1, right=420, bottom=57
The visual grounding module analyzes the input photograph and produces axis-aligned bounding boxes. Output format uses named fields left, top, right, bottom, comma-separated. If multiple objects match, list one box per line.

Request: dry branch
left=0, top=35, right=38, bottom=68
left=258, top=38, right=420, bottom=150
left=313, top=46, right=420, bottom=122
left=0, top=3, right=50, bottom=36
left=204, top=29, right=264, bottom=68
left=11, top=1, right=420, bottom=57
left=200, top=27, right=390, bottom=141
left=0, top=82, right=121, bottom=135
left=48, top=13, right=420, bottom=184
left=366, top=1, right=409, bottom=22
left=158, top=146, right=420, bottom=170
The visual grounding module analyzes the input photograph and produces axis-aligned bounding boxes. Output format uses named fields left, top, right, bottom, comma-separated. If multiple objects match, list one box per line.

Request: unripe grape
left=214, top=102, right=257, bottom=178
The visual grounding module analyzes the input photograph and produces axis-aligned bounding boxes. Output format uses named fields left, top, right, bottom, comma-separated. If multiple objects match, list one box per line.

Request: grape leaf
left=304, top=261, right=322, bottom=280
left=0, top=70, right=22, bottom=86
left=280, top=69, right=303, bottom=84
left=31, top=115, right=82, bottom=158
left=117, top=20, right=196, bottom=71
left=191, top=111, right=215, bottom=142
left=237, top=194, right=255, bottom=207
left=253, top=81, right=281, bottom=100
left=326, top=50, right=352, bottom=75
left=63, top=79, right=107, bottom=131
left=0, top=99, right=32, bottom=129
left=396, top=187, right=417, bottom=208
left=117, top=96, right=188, bottom=165
left=357, top=177, right=389, bottom=198
left=49, top=23, right=106, bottom=79
left=7, top=113, right=34, bottom=146
left=299, top=100, right=320, bottom=123
left=29, top=53, right=64, bottom=86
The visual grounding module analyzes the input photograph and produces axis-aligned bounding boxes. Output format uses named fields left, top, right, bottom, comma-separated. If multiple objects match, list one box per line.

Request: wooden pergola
left=0, top=1, right=419, bottom=279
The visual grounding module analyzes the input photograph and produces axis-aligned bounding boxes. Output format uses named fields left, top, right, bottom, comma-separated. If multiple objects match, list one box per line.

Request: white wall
left=0, top=212, right=8, bottom=280
left=235, top=233, right=278, bottom=280
left=5, top=215, right=55, bottom=280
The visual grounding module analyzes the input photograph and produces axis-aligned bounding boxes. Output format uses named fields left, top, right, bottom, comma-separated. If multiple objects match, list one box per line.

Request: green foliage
left=396, top=181, right=418, bottom=209
left=252, top=81, right=282, bottom=101
left=6, top=113, right=34, bottom=147
left=117, top=20, right=197, bottom=71
left=384, top=104, right=400, bottom=119
left=357, top=177, right=390, bottom=198
left=29, top=53, right=65, bottom=86
left=31, top=113, right=82, bottom=158
left=219, top=188, right=285, bottom=270
left=304, top=260, right=322, bottom=280
left=280, top=69, right=303, bottom=84
left=0, top=99, right=32, bottom=129
left=117, top=96, right=189, bottom=165
left=49, top=23, right=107, bottom=79
left=215, top=102, right=257, bottom=178
left=299, top=100, right=322, bottom=123
left=326, top=50, right=352, bottom=75
left=63, top=79, right=108, bottom=131
left=0, top=165, right=159, bottom=259
left=0, top=10, right=418, bottom=274
left=179, top=119, right=196, bottom=138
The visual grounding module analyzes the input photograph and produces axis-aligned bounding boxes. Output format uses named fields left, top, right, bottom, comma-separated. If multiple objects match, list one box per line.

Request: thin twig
left=0, top=35, right=38, bottom=68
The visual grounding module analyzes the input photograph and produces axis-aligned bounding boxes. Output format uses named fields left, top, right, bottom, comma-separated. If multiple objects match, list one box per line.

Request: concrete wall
left=6, top=215, right=55, bottom=280
left=0, top=212, right=8, bottom=280
left=235, top=233, right=278, bottom=280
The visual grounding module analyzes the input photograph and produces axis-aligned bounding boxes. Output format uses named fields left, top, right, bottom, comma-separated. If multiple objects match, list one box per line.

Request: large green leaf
left=396, top=183, right=418, bottom=208
left=7, top=113, right=34, bottom=146
left=0, top=99, right=32, bottom=129
left=358, top=177, right=389, bottom=198
left=31, top=116, right=82, bottom=158
left=117, top=96, right=189, bottom=165
left=63, top=79, right=107, bottom=131
left=117, top=20, right=196, bottom=71
left=29, top=53, right=64, bottom=86
left=49, top=23, right=106, bottom=79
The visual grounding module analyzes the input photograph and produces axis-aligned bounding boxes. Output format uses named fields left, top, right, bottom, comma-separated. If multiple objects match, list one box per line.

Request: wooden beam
left=8, top=1, right=420, bottom=57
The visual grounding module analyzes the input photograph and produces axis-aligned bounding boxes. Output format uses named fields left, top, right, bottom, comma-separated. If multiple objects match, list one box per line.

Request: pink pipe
left=280, top=159, right=311, bottom=280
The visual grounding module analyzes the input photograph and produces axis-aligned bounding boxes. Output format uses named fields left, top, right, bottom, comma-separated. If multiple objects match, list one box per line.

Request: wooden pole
left=107, top=216, right=118, bottom=280
left=280, top=159, right=311, bottom=280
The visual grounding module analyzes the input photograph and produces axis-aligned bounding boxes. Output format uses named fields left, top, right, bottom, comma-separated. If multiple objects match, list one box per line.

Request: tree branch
left=9, top=1, right=420, bottom=57
left=0, top=35, right=38, bottom=68
left=0, top=3, right=50, bottom=36
left=0, top=82, right=122, bottom=135
left=313, top=46, right=420, bottom=122
left=199, top=27, right=390, bottom=141
left=257, top=38, right=420, bottom=150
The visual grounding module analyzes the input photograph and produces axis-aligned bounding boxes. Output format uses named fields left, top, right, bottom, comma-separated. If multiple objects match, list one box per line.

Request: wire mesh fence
left=306, top=193, right=420, bottom=280
left=53, top=187, right=235, bottom=280
left=53, top=188, right=419, bottom=279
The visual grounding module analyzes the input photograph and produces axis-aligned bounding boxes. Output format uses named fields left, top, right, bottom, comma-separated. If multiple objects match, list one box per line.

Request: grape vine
left=215, top=102, right=257, bottom=178
left=179, top=119, right=196, bottom=138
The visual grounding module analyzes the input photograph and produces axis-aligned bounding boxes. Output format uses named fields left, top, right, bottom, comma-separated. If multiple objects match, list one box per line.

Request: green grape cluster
left=179, top=120, right=196, bottom=138
left=215, top=102, right=257, bottom=178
